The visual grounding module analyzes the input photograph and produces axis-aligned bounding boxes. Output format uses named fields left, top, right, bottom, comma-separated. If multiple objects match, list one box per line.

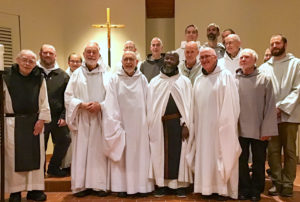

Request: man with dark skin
left=148, top=52, right=192, bottom=198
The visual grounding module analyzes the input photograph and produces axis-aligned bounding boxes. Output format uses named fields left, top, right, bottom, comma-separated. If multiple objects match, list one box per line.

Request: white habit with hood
left=190, top=65, right=241, bottom=199
left=148, top=72, right=193, bottom=188
left=102, top=68, right=154, bottom=194
left=65, top=63, right=110, bottom=193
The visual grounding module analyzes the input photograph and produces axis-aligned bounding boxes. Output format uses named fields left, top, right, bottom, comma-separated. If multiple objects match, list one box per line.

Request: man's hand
left=33, top=120, right=45, bottom=136
left=57, top=119, right=67, bottom=127
left=80, top=102, right=101, bottom=113
left=182, top=124, right=189, bottom=141
left=276, top=108, right=281, bottom=118
left=260, top=136, right=270, bottom=141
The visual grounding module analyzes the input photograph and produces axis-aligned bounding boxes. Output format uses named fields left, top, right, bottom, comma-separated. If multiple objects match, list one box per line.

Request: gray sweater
left=236, top=68, right=278, bottom=139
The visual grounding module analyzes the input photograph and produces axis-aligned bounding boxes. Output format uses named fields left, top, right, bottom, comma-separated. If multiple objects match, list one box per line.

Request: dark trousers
left=239, top=137, right=268, bottom=195
left=44, top=118, right=71, bottom=168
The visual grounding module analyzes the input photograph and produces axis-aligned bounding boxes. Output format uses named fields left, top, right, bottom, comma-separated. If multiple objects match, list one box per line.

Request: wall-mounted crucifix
left=92, top=8, right=125, bottom=67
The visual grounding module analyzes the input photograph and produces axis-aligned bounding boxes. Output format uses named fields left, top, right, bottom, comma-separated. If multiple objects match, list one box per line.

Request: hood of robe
left=236, top=68, right=259, bottom=78
left=145, top=53, right=165, bottom=64
left=267, top=53, right=296, bottom=65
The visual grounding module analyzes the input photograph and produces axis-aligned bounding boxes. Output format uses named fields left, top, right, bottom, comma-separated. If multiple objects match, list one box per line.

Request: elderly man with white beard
left=190, top=47, right=241, bottom=200
left=102, top=51, right=154, bottom=198
left=65, top=41, right=110, bottom=198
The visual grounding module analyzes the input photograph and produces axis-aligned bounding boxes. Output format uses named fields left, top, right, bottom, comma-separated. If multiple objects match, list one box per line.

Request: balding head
left=185, top=41, right=199, bottom=68
left=199, top=47, right=217, bottom=73
left=225, top=34, right=241, bottom=58
left=150, top=37, right=163, bottom=59
left=122, top=51, right=137, bottom=76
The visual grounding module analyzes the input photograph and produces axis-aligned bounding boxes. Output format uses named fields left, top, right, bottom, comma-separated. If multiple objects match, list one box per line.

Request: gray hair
left=151, top=37, right=163, bottom=47
left=240, top=48, right=258, bottom=61
left=17, top=49, right=37, bottom=60
left=199, top=47, right=217, bottom=56
left=226, top=34, right=241, bottom=42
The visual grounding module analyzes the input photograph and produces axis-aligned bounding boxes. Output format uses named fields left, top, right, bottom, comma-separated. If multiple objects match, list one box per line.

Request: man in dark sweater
left=140, top=37, right=164, bottom=82
left=38, top=44, right=71, bottom=177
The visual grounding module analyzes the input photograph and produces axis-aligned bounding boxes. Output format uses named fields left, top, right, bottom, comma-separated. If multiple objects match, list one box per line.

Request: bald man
left=4, top=50, right=51, bottom=201
left=190, top=47, right=241, bottom=199
left=178, top=41, right=201, bottom=85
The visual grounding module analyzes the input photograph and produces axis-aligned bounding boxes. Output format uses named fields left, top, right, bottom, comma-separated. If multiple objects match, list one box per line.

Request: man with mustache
left=202, top=23, right=225, bottom=59
left=259, top=34, right=300, bottom=197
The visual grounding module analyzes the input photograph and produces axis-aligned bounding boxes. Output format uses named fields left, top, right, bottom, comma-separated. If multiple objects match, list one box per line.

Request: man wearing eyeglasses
left=38, top=44, right=71, bottom=178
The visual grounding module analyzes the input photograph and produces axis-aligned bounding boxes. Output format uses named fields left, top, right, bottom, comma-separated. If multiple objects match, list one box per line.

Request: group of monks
left=4, top=23, right=300, bottom=202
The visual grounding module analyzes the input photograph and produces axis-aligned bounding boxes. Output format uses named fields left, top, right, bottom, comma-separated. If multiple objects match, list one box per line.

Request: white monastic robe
left=218, top=49, right=242, bottom=76
left=148, top=72, right=193, bottom=188
left=102, top=68, right=154, bottom=194
left=191, top=65, right=241, bottom=199
left=4, top=80, right=51, bottom=193
left=65, top=64, right=110, bottom=193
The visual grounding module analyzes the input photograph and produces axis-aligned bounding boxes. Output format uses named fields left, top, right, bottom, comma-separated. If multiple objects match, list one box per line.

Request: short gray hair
left=240, top=48, right=258, bottom=61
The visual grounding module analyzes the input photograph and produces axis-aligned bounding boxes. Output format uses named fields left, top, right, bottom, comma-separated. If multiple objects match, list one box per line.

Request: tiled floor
left=5, top=165, right=300, bottom=201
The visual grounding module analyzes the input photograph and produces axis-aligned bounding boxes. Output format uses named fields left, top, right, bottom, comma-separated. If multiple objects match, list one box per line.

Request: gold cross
left=92, top=8, right=125, bottom=66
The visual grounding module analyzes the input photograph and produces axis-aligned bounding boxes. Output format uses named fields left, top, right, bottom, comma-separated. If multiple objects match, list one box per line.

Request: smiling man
left=103, top=51, right=154, bottom=197
left=178, top=41, right=201, bottom=85
left=65, top=41, right=109, bottom=198
left=176, top=24, right=201, bottom=63
left=4, top=50, right=51, bottom=202
left=148, top=51, right=193, bottom=198
left=191, top=47, right=241, bottom=200
left=259, top=34, right=300, bottom=197
left=236, top=49, right=278, bottom=201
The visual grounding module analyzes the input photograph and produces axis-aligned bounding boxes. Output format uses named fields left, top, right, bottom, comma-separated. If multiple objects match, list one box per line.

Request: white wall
left=175, top=0, right=300, bottom=65
left=146, top=18, right=174, bottom=55
left=0, top=0, right=146, bottom=69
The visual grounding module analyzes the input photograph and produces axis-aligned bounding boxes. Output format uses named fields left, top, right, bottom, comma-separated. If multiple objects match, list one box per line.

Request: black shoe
left=9, top=192, right=21, bottom=202
left=268, top=185, right=280, bottom=196
left=280, top=187, right=293, bottom=197
left=62, top=167, right=71, bottom=176
left=73, top=189, right=93, bottom=197
left=137, top=193, right=148, bottom=197
left=238, top=194, right=250, bottom=200
left=26, top=190, right=47, bottom=201
left=47, top=166, right=68, bottom=177
left=213, top=194, right=229, bottom=201
left=117, top=192, right=127, bottom=198
left=94, top=190, right=109, bottom=197
left=250, top=194, right=261, bottom=201
left=176, top=188, right=187, bottom=198
left=154, top=187, right=166, bottom=197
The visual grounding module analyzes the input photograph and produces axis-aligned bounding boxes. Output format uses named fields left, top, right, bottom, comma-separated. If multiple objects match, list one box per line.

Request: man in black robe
left=4, top=50, right=51, bottom=202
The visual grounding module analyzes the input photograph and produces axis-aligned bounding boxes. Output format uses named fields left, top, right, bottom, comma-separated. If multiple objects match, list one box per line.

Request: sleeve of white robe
left=38, top=79, right=51, bottom=123
left=218, top=72, right=241, bottom=183
left=64, top=72, right=83, bottom=133
left=102, top=76, right=126, bottom=162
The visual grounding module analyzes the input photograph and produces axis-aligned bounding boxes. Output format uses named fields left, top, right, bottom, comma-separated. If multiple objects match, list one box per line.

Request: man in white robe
left=4, top=50, right=51, bottom=202
left=102, top=51, right=154, bottom=197
left=65, top=41, right=109, bottom=197
left=191, top=47, right=241, bottom=199
left=218, top=34, right=242, bottom=76
left=148, top=51, right=193, bottom=197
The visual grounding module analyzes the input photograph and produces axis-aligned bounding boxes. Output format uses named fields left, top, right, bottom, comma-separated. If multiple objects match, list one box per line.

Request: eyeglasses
left=200, top=55, right=214, bottom=60
left=20, top=57, right=36, bottom=65
left=69, top=60, right=82, bottom=64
